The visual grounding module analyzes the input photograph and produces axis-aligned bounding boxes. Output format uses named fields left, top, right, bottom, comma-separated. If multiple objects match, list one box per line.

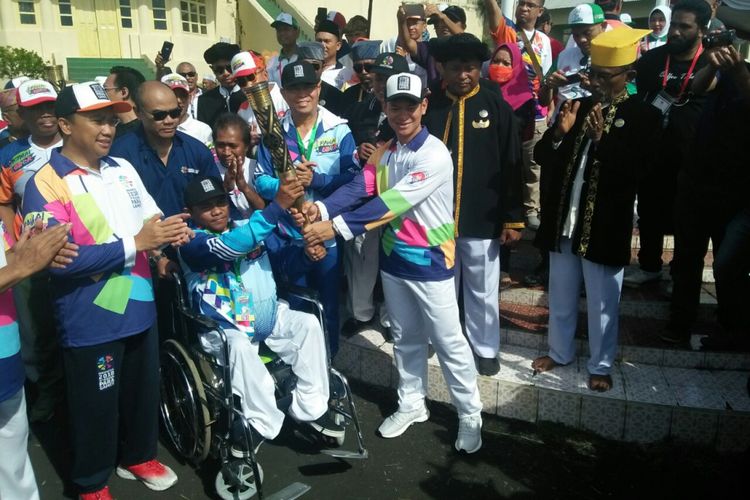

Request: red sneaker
left=79, top=486, right=113, bottom=500
left=116, top=459, right=178, bottom=491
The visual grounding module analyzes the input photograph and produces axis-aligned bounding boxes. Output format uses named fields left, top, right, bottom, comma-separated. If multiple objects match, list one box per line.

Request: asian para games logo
left=97, top=354, right=115, bottom=390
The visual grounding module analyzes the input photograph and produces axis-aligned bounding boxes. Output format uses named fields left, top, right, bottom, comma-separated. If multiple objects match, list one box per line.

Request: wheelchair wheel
left=215, top=461, right=264, bottom=500
left=160, top=339, right=211, bottom=463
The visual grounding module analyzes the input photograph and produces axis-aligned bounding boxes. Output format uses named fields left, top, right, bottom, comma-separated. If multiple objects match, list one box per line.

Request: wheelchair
left=159, top=272, right=368, bottom=500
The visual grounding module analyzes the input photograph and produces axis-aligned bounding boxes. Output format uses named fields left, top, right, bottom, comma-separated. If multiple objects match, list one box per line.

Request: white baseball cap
left=16, top=79, right=57, bottom=108
left=271, top=12, right=298, bottom=29
left=568, top=3, right=605, bottom=25
left=55, top=81, right=132, bottom=117
left=231, top=51, right=258, bottom=79
left=161, top=73, right=190, bottom=92
left=386, top=73, right=423, bottom=103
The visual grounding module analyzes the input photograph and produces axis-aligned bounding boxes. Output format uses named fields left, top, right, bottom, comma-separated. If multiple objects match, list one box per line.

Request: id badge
left=230, top=282, right=255, bottom=333
left=650, top=90, right=674, bottom=115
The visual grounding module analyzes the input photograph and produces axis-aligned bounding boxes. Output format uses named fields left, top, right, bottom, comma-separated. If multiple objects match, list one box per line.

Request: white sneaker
left=378, top=406, right=430, bottom=438
left=455, top=414, right=482, bottom=454
left=623, top=268, right=661, bottom=287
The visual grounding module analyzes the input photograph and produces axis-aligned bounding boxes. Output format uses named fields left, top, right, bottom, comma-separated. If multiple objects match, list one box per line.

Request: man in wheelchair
left=176, top=175, right=344, bottom=456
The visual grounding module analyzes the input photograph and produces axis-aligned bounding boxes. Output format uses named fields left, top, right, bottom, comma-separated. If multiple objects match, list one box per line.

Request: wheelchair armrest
left=179, top=309, right=220, bottom=331
left=277, top=283, right=320, bottom=303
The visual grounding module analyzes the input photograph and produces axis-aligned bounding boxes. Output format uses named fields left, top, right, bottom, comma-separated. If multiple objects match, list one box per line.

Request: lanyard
left=662, top=45, right=703, bottom=99
left=295, top=119, right=319, bottom=161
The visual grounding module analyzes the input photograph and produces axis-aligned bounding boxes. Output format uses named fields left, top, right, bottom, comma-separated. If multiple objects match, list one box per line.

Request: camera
left=703, top=29, right=736, bottom=49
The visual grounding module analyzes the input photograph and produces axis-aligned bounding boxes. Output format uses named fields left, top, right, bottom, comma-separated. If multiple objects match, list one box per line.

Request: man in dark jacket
left=531, top=28, right=661, bottom=392
left=197, top=42, right=245, bottom=128
left=422, top=33, right=524, bottom=376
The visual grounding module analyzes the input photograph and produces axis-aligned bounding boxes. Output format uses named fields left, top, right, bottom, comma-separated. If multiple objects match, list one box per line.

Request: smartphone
left=160, top=41, right=174, bottom=62
left=316, top=7, right=327, bottom=23
left=564, top=71, right=582, bottom=85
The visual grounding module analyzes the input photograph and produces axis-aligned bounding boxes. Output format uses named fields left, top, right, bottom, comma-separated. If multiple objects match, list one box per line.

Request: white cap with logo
left=16, top=79, right=57, bottom=108
left=231, top=51, right=258, bottom=79
left=386, top=73, right=423, bottom=103
left=161, top=73, right=190, bottom=92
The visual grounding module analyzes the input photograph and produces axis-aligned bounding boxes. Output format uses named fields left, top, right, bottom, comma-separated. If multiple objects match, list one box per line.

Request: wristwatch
left=149, top=252, right=165, bottom=266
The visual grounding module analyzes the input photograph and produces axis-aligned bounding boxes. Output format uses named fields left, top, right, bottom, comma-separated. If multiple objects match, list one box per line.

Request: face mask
left=489, top=64, right=513, bottom=84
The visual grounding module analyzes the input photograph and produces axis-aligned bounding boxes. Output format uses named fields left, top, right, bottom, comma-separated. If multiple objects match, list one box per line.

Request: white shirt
left=268, top=53, right=299, bottom=87
left=178, top=115, right=214, bottom=148
left=188, top=88, right=202, bottom=119
left=216, top=157, right=257, bottom=220
left=562, top=138, right=592, bottom=238
left=237, top=82, right=289, bottom=131
left=322, top=65, right=354, bottom=90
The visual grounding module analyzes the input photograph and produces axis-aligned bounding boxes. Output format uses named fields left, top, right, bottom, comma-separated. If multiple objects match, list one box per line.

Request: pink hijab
left=490, top=42, right=533, bottom=112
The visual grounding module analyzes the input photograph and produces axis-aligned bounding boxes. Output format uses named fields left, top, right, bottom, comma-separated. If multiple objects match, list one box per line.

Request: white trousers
left=547, top=238, right=623, bottom=376
left=0, top=389, right=40, bottom=500
left=201, top=301, right=329, bottom=439
left=454, top=237, right=501, bottom=358
left=343, top=232, right=379, bottom=322
left=381, top=271, right=482, bottom=417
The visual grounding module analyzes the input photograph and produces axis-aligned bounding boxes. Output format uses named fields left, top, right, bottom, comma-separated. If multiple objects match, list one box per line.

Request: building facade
left=0, top=0, right=238, bottom=83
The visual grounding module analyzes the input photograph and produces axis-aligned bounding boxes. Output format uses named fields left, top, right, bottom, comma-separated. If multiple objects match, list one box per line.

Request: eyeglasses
left=147, top=107, right=182, bottom=121
left=585, top=69, right=628, bottom=82
left=211, top=64, right=232, bottom=75
left=102, top=86, right=120, bottom=92
left=89, top=116, right=121, bottom=127
left=178, top=71, right=197, bottom=78
left=517, top=1, right=541, bottom=9
left=353, top=63, right=374, bottom=73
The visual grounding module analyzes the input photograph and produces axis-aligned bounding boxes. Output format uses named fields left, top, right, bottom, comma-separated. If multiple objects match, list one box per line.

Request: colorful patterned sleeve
left=309, top=127, right=359, bottom=197
left=332, top=145, right=452, bottom=240
left=179, top=203, right=283, bottom=269
left=254, top=144, right=281, bottom=201
left=21, top=166, right=130, bottom=279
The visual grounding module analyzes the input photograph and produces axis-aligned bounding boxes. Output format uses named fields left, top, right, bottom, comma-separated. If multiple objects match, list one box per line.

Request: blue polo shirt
left=110, top=125, right=219, bottom=216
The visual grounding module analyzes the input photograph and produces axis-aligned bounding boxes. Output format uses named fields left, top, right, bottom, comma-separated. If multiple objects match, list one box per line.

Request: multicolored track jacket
left=0, top=222, right=23, bottom=402
left=22, top=150, right=161, bottom=347
left=321, top=126, right=456, bottom=282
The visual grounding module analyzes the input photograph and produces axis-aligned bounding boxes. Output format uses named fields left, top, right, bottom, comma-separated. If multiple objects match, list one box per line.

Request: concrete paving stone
left=672, top=385, right=726, bottom=410
left=580, top=396, right=626, bottom=440
left=333, top=340, right=361, bottom=379
left=662, top=349, right=706, bottom=369
left=427, top=363, right=451, bottom=404
left=624, top=402, right=672, bottom=443
left=537, top=388, right=581, bottom=427
left=496, top=380, right=539, bottom=423
left=704, top=351, right=750, bottom=371
left=670, top=409, right=719, bottom=446
left=662, top=367, right=717, bottom=388
left=715, top=414, right=750, bottom=452
left=477, top=376, right=500, bottom=415
left=360, top=349, right=393, bottom=388
left=348, top=328, right=384, bottom=350
left=621, top=363, right=677, bottom=405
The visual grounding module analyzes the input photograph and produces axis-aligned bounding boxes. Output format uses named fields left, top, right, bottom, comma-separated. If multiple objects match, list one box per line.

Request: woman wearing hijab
left=488, top=42, right=535, bottom=289
left=642, top=5, right=671, bottom=51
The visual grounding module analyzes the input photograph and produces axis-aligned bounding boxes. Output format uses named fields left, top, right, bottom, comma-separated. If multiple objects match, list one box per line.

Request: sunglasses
left=212, top=64, right=232, bottom=75
left=353, top=63, right=374, bottom=73
left=148, top=107, right=182, bottom=121
left=178, top=71, right=197, bottom=78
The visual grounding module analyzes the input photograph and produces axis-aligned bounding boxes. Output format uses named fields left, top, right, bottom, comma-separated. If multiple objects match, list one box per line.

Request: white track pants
left=201, top=301, right=329, bottom=439
left=381, top=272, right=482, bottom=418
left=547, top=238, right=624, bottom=376
left=343, top=232, right=379, bottom=322
left=0, top=389, right=39, bottom=500
left=454, top=237, right=501, bottom=358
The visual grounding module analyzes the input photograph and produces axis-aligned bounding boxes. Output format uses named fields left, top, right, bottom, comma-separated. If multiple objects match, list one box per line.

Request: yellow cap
left=590, top=28, right=652, bottom=67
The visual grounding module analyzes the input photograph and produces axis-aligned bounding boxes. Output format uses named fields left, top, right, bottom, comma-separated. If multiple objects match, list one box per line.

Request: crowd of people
left=0, top=1, right=748, bottom=498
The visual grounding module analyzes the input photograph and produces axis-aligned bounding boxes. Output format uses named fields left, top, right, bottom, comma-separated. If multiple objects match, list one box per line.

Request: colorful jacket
left=0, top=222, right=23, bottom=402
left=321, top=127, right=456, bottom=282
left=21, top=150, right=161, bottom=348
left=254, top=105, right=359, bottom=241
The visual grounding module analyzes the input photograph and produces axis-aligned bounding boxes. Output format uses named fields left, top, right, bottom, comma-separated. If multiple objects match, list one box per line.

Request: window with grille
left=153, top=0, right=167, bottom=30
left=180, top=0, right=207, bottom=35
left=18, top=1, right=36, bottom=25
left=119, top=0, right=133, bottom=28
left=59, top=0, right=73, bottom=26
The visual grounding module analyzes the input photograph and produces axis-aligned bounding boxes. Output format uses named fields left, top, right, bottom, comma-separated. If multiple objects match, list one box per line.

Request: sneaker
left=526, top=215, right=541, bottom=231
left=475, top=356, right=500, bottom=376
left=455, top=414, right=482, bottom=454
left=79, top=486, right=113, bottom=500
left=230, top=424, right=265, bottom=458
left=378, top=406, right=430, bottom=439
left=309, top=409, right=345, bottom=439
left=623, top=268, right=661, bottom=287
left=116, top=460, right=178, bottom=492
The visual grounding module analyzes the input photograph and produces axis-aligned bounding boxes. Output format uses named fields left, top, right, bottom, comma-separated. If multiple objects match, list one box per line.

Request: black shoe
left=475, top=356, right=500, bottom=376
left=382, top=327, right=393, bottom=344
left=230, top=422, right=265, bottom=458
left=309, top=410, right=345, bottom=439
left=341, top=317, right=373, bottom=338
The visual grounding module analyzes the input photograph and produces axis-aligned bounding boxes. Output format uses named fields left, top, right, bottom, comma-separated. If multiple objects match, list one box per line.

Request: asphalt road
left=28, top=381, right=748, bottom=500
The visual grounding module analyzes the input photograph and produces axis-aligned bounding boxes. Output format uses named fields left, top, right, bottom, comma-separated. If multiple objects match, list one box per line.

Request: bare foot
left=589, top=374, right=613, bottom=392
left=531, top=355, right=560, bottom=374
